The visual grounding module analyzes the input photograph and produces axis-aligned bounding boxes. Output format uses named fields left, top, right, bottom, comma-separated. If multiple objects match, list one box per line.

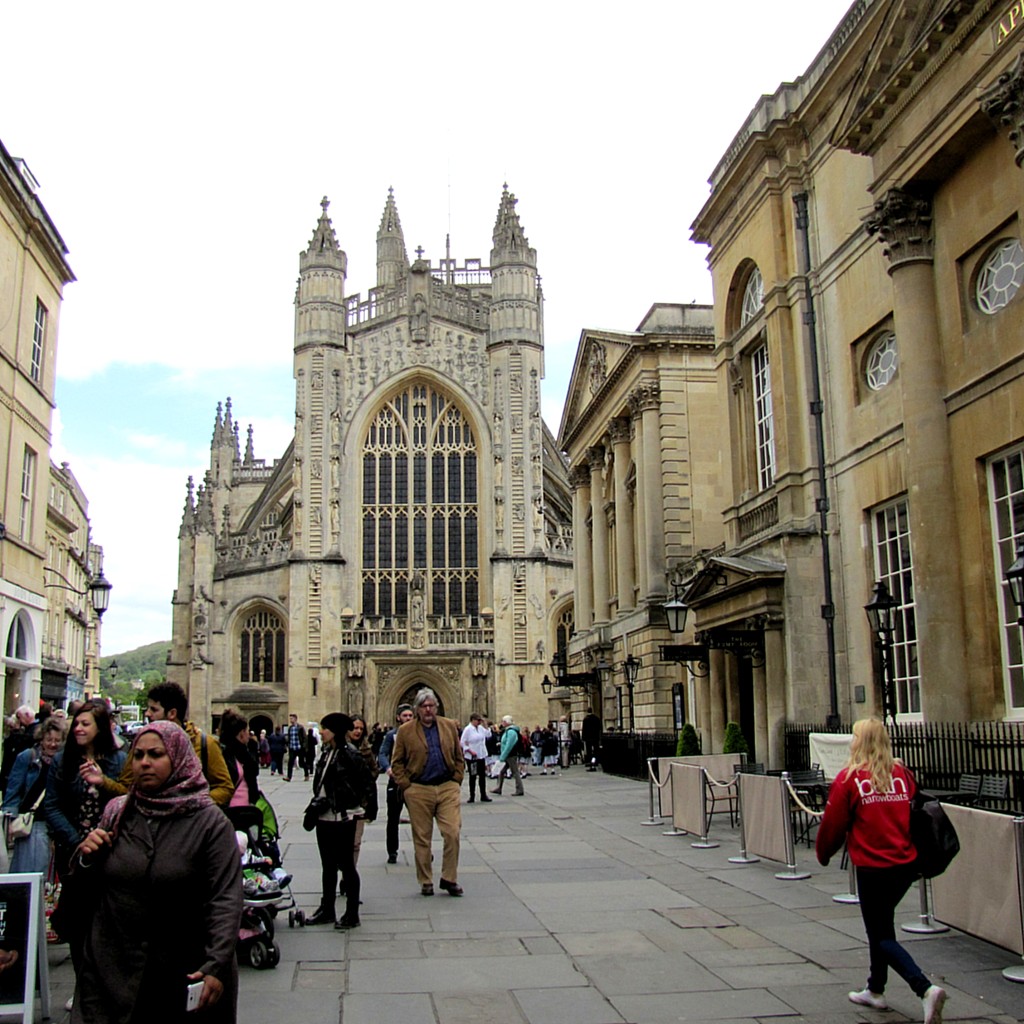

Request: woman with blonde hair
left=817, top=718, right=947, bottom=1024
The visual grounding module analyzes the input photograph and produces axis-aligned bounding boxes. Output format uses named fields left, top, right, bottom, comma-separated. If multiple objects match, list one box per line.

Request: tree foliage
left=676, top=723, right=702, bottom=756
left=722, top=721, right=750, bottom=756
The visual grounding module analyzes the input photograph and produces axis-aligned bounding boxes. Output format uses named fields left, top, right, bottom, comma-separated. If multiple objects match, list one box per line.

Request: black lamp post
left=663, top=587, right=688, bottom=635
left=623, top=654, right=641, bottom=733
left=865, top=580, right=899, bottom=725
left=109, top=659, right=119, bottom=682
left=1006, top=547, right=1024, bottom=626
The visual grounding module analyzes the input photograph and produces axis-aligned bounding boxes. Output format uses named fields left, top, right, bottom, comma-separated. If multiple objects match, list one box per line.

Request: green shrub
left=676, top=723, right=702, bottom=756
left=722, top=721, right=750, bottom=756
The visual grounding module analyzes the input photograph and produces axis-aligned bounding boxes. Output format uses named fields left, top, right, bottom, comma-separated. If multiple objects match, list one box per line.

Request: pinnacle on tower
left=244, top=424, right=255, bottom=466
left=376, top=186, right=409, bottom=288
left=295, top=197, right=348, bottom=348
left=304, top=196, right=343, bottom=258
left=492, top=183, right=530, bottom=253
left=213, top=401, right=224, bottom=445
left=179, top=475, right=196, bottom=537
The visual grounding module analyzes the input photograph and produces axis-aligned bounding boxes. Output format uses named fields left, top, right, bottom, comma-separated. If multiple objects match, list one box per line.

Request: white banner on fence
left=932, top=804, right=1023, bottom=956
left=808, top=733, right=852, bottom=781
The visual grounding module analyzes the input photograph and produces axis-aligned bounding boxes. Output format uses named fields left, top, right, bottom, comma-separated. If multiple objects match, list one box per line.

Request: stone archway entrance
left=249, top=712, right=274, bottom=739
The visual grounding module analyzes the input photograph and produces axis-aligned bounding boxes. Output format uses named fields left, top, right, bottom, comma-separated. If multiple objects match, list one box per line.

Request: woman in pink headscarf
left=70, top=720, right=242, bottom=1023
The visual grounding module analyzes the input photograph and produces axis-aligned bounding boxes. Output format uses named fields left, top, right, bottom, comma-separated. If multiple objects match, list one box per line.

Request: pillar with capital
left=569, top=464, right=593, bottom=631
left=980, top=51, right=1024, bottom=167
left=865, top=188, right=969, bottom=719
left=630, top=379, right=666, bottom=601
left=588, top=444, right=610, bottom=624
left=609, top=418, right=636, bottom=613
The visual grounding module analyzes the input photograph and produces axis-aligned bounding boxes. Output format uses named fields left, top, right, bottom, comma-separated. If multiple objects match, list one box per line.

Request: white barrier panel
left=656, top=755, right=740, bottom=816
left=670, top=763, right=708, bottom=838
left=737, top=773, right=789, bottom=865
left=932, top=805, right=1023, bottom=956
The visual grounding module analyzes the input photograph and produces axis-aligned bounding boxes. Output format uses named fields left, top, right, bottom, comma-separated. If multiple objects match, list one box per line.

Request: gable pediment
left=683, top=555, right=787, bottom=606
left=557, top=329, right=639, bottom=445
left=832, top=0, right=973, bottom=153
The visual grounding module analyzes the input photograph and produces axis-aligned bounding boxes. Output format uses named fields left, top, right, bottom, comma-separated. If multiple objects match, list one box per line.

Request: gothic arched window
left=740, top=267, right=764, bottom=326
left=362, top=383, right=479, bottom=621
left=239, top=608, right=286, bottom=684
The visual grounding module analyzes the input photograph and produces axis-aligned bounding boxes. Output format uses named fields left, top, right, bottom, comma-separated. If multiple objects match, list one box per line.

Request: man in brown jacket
left=390, top=688, right=465, bottom=896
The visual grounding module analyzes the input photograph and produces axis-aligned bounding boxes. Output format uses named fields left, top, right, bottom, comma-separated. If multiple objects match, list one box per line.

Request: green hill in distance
left=100, top=640, right=171, bottom=686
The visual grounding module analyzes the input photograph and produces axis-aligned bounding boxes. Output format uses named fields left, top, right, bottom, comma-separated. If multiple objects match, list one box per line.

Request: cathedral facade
left=168, top=188, right=573, bottom=734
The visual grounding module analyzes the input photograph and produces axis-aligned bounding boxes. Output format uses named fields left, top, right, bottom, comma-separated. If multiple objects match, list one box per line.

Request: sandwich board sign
left=0, top=874, right=50, bottom=1023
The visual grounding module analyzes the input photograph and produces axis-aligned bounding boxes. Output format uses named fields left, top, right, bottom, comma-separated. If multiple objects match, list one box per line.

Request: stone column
left=570, top=465, right=593, bottom=631
left=752, top=660, right=769, bottom=768
left=630, top=415, right=648, bottom=598
left=763, top=626, right=786, bottom=769
left=631, top=380, right=666, bottom=600
left=698, top=671, right=712, bottom=754
left=709, top=648, right=727, bottom=754
left=609, top=419, right=636, bottom=613
left=865, top=188, right=969, bottom=719
left=588, top=444, right=610, bottom=624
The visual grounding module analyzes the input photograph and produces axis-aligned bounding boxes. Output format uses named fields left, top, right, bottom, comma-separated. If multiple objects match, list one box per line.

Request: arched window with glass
left=362, top=383, right=480, bottom=623
left=239, top=608, right=286, bottom=684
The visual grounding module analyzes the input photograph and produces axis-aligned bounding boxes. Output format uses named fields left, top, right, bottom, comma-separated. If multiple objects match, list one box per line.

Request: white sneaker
left=65, top=995, right=74, bottom=1012
left=922, top=985, right=946, bottom=1024
left=848, top=989, right=889, bottom=1010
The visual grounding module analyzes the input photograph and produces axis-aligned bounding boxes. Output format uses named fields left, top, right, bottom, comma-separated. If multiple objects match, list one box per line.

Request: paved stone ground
left=44, top=767, right=1024, bottom=1023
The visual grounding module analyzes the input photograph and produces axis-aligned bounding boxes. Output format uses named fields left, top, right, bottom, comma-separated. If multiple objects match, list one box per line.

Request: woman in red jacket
left=816, top=718, right=947, bottom=1024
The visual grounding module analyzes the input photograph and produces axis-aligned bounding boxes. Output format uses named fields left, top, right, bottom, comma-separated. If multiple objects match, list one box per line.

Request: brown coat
left=390, top=716, right=464, bottom=791
left=72, top=802, right=242, bottom=1024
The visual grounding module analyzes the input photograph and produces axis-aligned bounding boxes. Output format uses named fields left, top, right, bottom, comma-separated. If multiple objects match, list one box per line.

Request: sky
left=3, top=0, right=855, bottom=655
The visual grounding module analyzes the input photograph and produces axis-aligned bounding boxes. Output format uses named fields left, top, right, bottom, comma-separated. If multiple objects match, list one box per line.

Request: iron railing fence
left=599, top=732, right=678, bottom=780
left=785, top=720, right=1024, bottom=814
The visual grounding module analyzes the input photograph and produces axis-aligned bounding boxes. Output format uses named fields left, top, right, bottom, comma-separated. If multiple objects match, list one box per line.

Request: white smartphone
left=186, top=982, right=204, bottom=1012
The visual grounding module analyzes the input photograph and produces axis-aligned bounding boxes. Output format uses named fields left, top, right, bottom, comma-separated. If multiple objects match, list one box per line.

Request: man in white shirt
left=460, top=712, right=492, bottom=804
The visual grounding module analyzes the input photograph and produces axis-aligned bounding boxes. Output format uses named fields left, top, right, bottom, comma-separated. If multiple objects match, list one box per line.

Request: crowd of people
left=0, top=693, right=951, bottom=1024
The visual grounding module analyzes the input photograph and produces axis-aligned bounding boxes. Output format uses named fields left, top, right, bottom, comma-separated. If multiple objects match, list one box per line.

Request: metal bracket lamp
left=541, top=647, right=607, bottom=694
left=660, top=585, right=710, bottom=677
left=864, top=580, right=898, bottom=724
left=1006, top=546, right=1024, bottom=626
left=43, top=566, right=113, bottom=619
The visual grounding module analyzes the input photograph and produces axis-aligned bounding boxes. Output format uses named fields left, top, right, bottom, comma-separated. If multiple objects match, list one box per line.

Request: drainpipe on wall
left=793, top=192, right=840, bottom=730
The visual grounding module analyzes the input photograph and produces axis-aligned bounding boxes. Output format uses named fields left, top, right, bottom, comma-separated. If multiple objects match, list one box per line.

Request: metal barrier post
left=832, top=851, right=859, bottom=904
left=901, top=876, right=949, bottom=934
left=691, top=769, right=719, bottom=849
left=641, top=758, right=662, bottom=826
left=1002, top=817, right=1024, bottom=982
left=728, top=774, right=759, bottom=864
left=775, top=772, right=810, bottom=881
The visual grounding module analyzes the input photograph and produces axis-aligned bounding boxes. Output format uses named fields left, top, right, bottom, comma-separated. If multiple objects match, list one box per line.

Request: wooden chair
left=705, top=770, right=739, bottom=829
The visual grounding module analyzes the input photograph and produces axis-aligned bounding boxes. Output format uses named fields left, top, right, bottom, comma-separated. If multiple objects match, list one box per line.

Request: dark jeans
left=385, top=780, right=404, bottom=857
left=287, top=748, right=303, bottom=780
left=465, top=758, right=487, bottom=800
left=856, top=863, right=930, bottom=997
left=315, top=818, right=360, bottom=920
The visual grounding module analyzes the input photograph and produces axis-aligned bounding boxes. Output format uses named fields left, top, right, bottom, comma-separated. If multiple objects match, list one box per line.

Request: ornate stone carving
left=607, top=418, right=630, bottom=445
left=864, top=188, right=933, bottom=270
left=628, top=379, right=661, bottom=416
left=587, top=342, right=607, bottom=394
left=981, top=52, right=1024, bottom=167
left=586, top=444, right=606, bottom=471
left=568, top=464, right=590, bottom=490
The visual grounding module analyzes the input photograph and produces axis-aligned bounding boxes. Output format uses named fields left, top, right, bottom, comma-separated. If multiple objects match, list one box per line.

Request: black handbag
left=910, top=790, right=960, bottom=878
left=302, top=796, right=330, bottom=832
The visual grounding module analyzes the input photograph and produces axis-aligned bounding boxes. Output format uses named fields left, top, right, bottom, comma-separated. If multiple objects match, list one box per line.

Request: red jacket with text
left=816, top=762, right=917, bottom=869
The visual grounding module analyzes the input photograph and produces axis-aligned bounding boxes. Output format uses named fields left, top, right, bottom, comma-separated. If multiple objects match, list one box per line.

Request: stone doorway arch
left=378, top=666, right=459, bottom=726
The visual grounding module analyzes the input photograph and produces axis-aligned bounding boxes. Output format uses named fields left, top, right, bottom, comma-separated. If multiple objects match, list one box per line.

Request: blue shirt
left=418, top=724, right=450, bottom=783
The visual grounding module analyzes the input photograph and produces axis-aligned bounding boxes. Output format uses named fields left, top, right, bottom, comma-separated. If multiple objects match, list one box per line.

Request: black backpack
left=909, top=790, right=960, bottom=878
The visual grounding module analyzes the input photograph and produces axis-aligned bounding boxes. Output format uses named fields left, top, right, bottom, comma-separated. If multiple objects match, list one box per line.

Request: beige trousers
left=402, top=781, right=462, bottom=885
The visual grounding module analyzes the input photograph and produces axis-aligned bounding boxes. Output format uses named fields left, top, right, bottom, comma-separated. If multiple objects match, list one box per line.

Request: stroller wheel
left=288, top=910, right=296, bottom=929
left=295, top=909, right=305, bottom=927
left=248, top=939, right=271, bottom=970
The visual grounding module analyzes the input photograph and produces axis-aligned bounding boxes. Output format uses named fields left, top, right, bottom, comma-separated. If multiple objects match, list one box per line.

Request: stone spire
left=491, top=184, right=534, bottom=262
left=376, top=186, right=408, bottom=289
left=179, top=475, right=196, bottom=538
left=244, top=424, right=255, bottom=467
left=212, top=401, right=224, bottom=445
left=195, top=473, right=215, bottom=533
left=295, top=197, right=347, bottom=350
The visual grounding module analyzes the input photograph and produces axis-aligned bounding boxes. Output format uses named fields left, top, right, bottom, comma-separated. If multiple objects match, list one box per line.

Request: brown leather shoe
left=439, top=879, right=464, bottom=897
left=421, top=883, right=434, bottom=896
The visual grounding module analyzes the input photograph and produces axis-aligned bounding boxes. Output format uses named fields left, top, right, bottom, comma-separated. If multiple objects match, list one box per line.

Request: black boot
left=306, top=905, right=335, bottom=926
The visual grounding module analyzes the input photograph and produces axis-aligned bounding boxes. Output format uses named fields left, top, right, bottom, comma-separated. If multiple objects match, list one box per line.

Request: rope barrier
left=785, top=779, right=825, bottom=818
left=705, top=771, right=738, bottom=789
left=647, top=759, right=671, bottom=789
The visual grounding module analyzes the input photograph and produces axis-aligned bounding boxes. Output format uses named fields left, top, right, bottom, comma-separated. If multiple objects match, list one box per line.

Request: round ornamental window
left=977, top=238, right=1024, bottom=315
left=865, top=332, right=898, bottom=391
left=740, top=267, right=763, bottom=326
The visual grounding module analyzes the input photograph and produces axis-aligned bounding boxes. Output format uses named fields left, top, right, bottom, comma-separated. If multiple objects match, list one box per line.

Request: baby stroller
left=229, top=795, right=295, bottom=969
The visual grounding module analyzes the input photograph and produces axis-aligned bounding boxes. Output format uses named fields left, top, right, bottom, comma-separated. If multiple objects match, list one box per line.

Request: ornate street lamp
left=663, top=589, right=688, bottom=635
left=865, top=581, right=899, bottom=724
left=1006, top=547, right=1024, bottom=626
left=623, top=654, right=641, bottom=733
